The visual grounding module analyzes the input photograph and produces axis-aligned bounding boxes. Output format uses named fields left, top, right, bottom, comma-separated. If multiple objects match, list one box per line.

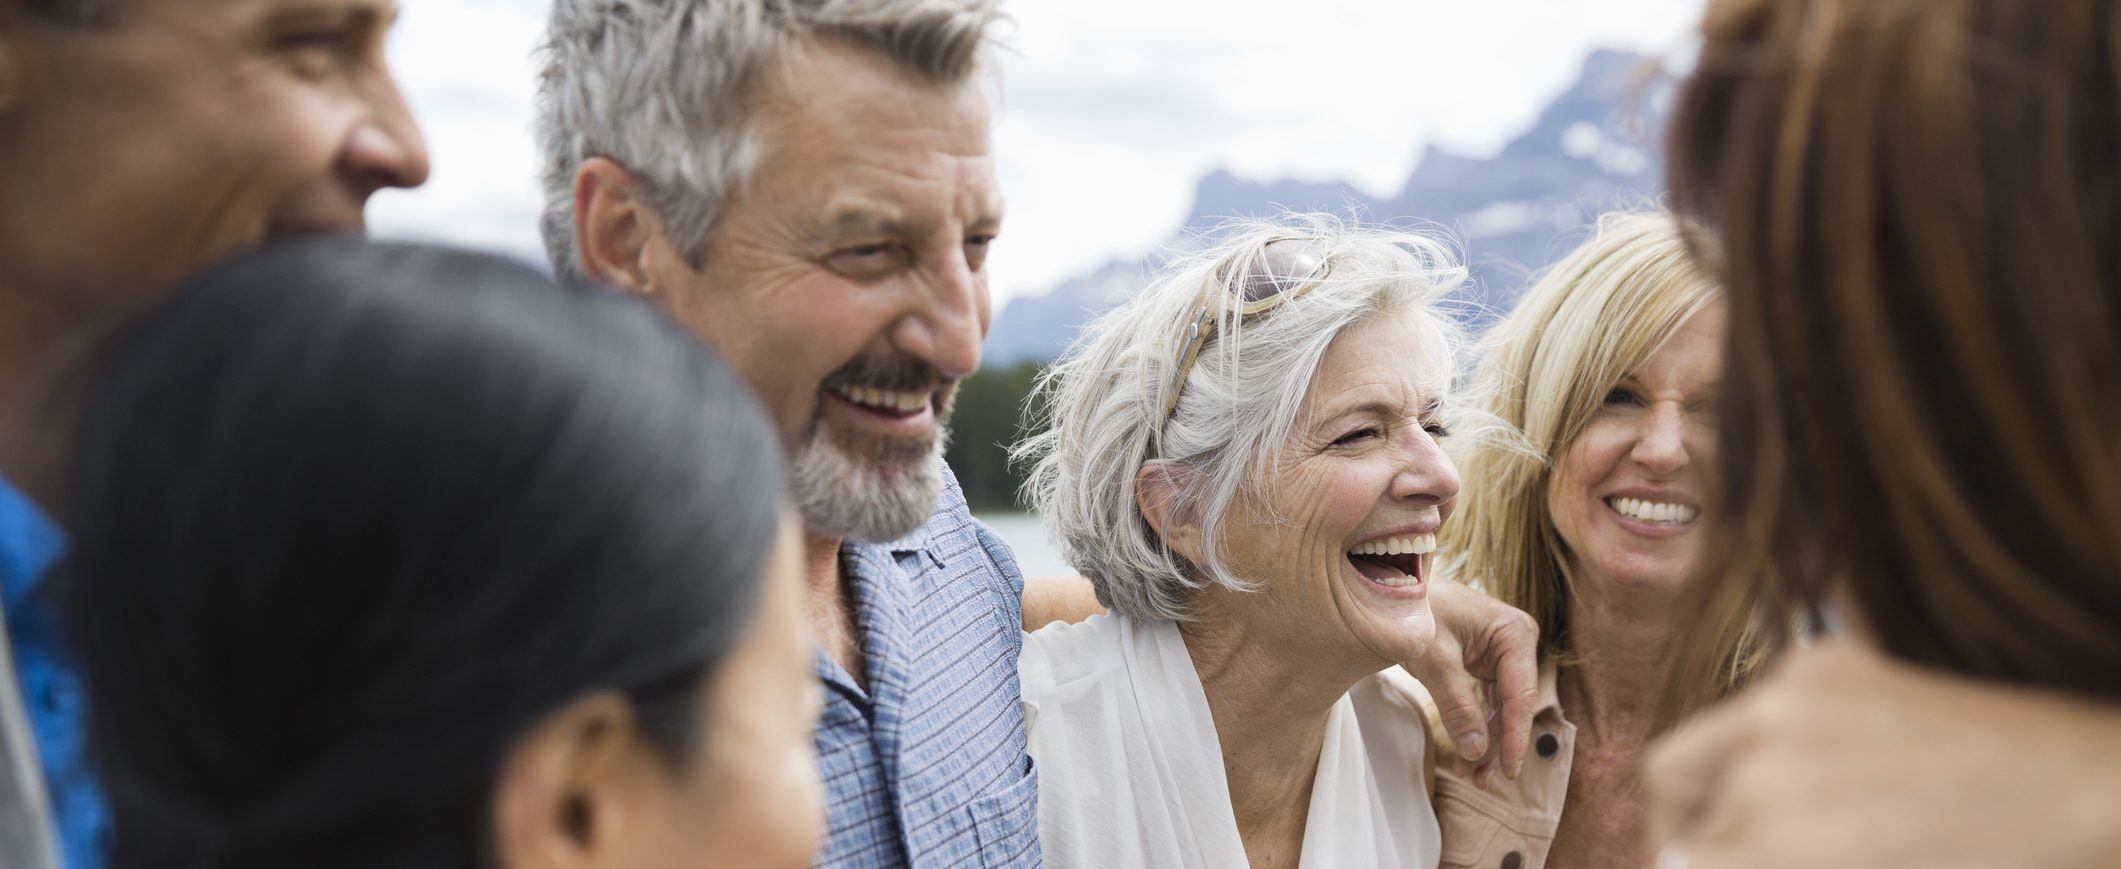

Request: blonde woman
left=1426, top=213, right=1762, bottom=869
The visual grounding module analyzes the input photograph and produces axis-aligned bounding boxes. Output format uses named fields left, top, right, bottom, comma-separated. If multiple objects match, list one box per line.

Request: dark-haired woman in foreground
left=58, top=239, right=822, bottom=868
left=1645, top=1, right=2121, bottom=866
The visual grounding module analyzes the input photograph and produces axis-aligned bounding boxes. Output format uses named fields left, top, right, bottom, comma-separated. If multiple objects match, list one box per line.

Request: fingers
left=1471, top=696, right=1502, bottom=789
left=1420, top=651, right=1492, bottom=768
left=1422, top=576, right=1542, bottom=775
left=1484, top=617, right=1538, bottom=780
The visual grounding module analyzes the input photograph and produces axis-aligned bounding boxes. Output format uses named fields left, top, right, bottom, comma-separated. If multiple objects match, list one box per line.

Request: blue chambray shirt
left=0, top=476, right=106, bottom=869
left=811, top=467, right=1042, bottom=868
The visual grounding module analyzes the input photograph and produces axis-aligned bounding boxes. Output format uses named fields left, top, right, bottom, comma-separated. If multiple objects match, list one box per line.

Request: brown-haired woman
left=1644, top=0, right=2121, bottom=866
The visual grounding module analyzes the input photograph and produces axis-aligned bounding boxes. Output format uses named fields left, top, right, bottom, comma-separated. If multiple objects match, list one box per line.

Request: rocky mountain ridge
left=982, top=48, right=1677, bottom=366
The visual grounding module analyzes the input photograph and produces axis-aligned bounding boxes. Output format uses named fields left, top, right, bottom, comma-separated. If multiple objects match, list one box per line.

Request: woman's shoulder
left=1352, top=668, right=1447, bottom=736
left=1349, top=667, right=1456, bottom=795
left=1021, top=612, right=1137, bottom=695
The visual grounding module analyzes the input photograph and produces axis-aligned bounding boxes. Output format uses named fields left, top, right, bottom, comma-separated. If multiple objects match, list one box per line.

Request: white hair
left=534, top=0, right=1003, bottom=274
left=1016, top=215, right=1468, bottom=622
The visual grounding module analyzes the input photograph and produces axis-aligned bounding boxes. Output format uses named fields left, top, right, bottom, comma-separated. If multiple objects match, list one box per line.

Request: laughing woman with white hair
left=1015, top=218, right=1465, bottom=869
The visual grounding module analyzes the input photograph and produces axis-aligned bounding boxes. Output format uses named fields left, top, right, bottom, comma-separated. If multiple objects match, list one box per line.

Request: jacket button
left=1537, top=733, right=1559, bottom=758
left=1502, top=852, right=1524, bottom=869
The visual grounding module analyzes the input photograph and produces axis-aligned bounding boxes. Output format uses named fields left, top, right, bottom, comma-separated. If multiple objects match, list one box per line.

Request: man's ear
left=573, top=157, right=666, bottom=295
left=1135, top=462, right=1203, bottom=564
left=490, top=692, right=648, bottom=869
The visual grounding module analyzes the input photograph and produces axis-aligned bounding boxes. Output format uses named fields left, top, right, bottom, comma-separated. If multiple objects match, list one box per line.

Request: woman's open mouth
left=1604, top=496, right=1699, bottom=526
left=1347, top=533, right=1435, bottom=589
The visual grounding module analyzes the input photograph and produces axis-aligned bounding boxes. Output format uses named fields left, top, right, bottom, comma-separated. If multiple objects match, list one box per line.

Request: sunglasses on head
left=1157, top=237, right=1334, bottom=426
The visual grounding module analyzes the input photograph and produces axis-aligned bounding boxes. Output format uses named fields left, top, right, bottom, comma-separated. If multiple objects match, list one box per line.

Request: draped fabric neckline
left=1021, top=613, right=1441, bottom=868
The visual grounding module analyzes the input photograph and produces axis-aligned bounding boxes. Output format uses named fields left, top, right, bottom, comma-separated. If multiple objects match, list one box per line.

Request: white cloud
left=368, top=0, right=1708, bottom=299
left=366, top=0, right=549, bottom=266
left=986, top=0, right=1707, bottom=303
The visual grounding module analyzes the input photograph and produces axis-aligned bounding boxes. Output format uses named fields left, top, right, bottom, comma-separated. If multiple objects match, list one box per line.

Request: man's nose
left=893, top=252, right=986, bottom=380
left=344, top=75, right=431, bottom=193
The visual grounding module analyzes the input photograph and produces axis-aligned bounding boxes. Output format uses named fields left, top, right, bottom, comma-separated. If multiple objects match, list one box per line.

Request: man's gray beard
left=791, top=416, right=950, bottom=543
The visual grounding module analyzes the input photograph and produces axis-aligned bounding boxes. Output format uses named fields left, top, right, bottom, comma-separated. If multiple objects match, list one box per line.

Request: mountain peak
left=1182, top=170, right=1373, bottom=231
left=982, top=47, right=1676, bottom=366
left=1584, top=47, right=1657, bottom=81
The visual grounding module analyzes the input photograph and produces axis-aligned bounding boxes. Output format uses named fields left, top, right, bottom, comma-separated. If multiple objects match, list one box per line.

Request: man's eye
left=275, top=30, right=357, bottom=74
left=825, top=243, right=907, bottom=277
left=963, top=233, right=997, bottom=271
left=276, top=23, right=359, bottom=49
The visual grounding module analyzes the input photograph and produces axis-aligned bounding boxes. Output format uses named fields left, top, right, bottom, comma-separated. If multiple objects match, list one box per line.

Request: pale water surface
left=975, top=511, right=1074, bottom=578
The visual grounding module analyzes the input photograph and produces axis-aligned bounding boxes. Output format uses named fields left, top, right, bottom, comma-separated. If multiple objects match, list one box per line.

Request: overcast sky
left=367, top=0, right=1709, bottom=306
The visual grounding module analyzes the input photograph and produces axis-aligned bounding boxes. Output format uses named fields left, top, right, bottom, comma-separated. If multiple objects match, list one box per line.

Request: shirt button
left=1536, top=733, right=1559, bottom=758
left=1502, top=851, right=1524, bottom=869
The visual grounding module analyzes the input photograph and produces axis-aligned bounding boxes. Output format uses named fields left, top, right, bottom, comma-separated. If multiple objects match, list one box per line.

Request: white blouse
left=1020, top=613, right=1442, bottom=868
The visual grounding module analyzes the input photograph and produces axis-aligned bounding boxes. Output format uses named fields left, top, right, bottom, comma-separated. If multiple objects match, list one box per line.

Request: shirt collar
left=878, top=518, right=936, bottom=557
left=1533, top=654, right=1565, bottom=721
left=0, top=474, right=63, bottom=610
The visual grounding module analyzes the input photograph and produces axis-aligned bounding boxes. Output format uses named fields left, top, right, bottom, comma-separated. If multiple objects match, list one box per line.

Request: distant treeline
left=945, top=361, right=1048, bottom=511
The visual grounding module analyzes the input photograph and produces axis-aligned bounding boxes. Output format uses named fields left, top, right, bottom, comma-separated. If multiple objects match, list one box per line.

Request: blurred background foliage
left=945, top=362, right=1047, bottom=511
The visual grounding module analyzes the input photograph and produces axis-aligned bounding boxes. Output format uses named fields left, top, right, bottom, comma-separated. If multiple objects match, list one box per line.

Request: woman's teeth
left=1347, top=534, right=1434, bottom=588
left=834, top=384, right=932, bottom=413
left=1349, top=533, right=1438, bottom=557
left=1607, top=496, right=1699, bottom=525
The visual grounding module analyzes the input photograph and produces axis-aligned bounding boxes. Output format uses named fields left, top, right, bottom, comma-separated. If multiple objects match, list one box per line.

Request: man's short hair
left=534, top=0, right=1004, bottom=275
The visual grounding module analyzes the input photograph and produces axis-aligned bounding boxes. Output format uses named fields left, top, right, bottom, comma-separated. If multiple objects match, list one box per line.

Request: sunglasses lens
left=1165, top=237, right=1332, bottom=432
left=1239, top=238, right=1330, bottom=304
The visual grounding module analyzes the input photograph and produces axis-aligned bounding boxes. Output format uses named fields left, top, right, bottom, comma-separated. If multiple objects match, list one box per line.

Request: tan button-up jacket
left=1382, top=657, right=1572, bottom=869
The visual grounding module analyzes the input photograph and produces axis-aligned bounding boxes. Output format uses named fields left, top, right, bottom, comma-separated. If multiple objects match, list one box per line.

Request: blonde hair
left=1442, top=211, right=1763, bottom=712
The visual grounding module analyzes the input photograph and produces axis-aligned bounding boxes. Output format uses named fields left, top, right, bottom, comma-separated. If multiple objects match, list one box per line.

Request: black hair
left=56, top=237, right=786, bottom=869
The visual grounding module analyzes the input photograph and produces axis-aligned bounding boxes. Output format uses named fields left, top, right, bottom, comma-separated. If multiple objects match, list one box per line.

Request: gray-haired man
left=536, top=2, right=1540, bottom=865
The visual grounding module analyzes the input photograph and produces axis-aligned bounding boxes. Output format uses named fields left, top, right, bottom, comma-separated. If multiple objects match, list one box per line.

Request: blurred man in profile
left=0, top=0, right=427, bottom=864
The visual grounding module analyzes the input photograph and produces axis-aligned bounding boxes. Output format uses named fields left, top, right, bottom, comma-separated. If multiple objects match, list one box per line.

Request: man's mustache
left=821, top=354, right=953, bottom=396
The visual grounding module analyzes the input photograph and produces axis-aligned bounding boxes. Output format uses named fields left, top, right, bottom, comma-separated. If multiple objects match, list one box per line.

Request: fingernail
left=1456, top=730, right=1486, bottom=761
